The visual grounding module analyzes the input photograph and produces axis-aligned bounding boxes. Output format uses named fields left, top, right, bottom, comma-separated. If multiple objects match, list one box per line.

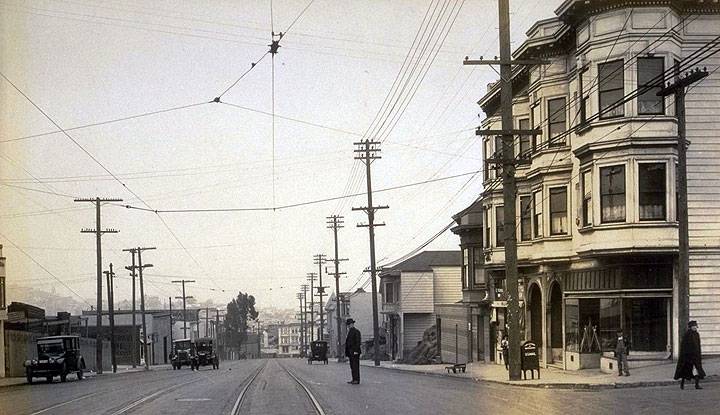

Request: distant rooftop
left=380, top=250, right=461, bottom=277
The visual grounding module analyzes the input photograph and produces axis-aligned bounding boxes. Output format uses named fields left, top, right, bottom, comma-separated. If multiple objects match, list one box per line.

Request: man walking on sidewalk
left=614, top=329, right=630, bottom=376
left=345, top=318, right=361, bottom=385
left=675, top=320, right=705, bottom=389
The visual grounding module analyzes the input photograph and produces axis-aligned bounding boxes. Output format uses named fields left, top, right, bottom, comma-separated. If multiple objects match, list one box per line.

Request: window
left=484, top=208, right=491, bottom=248
left=598, top=60, right=624, bottom=118
left=579, top=66, right=590, bottom=125
left=495, top=206, right=505, bottom=247
left=533, top=190, right=543, bottom=238
left=550, top=186, right=568, bottom=235
left=639, top=163, right=666, bottom=220
left=385, top=282, right=395, bottom=303
left=638, top=57, right=664, bottom=115
left=483, top=138, right=490, bottom=180
left=520, top=195, right=532, bottom=241
left=600, top=165, right=626, bottom=223
left=494, top=136, right=504, bottom=177
left=462, top=249, right=470, bottom=289
left=473, top=247, right=483, bottom=285
left=548, top=97, right=567, bottom=146
left=582, top=170, right=593, bottom=226
left=519, top=118, right=531, bottom=158
left=531, top=100, right=540, bottom=152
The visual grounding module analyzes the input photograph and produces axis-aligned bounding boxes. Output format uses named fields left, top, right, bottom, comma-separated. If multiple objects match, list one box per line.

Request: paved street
left=1, top=358, right=718, bottom=415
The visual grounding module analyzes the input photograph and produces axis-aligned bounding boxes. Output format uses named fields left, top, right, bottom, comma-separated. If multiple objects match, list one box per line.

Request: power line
left=120, top=169, right=481, bottom=213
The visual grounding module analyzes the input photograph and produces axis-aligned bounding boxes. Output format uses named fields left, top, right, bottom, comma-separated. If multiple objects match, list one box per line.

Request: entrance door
left=529, top=284, right=543, bottom=347
left=549, top=283, right=563, bottom=363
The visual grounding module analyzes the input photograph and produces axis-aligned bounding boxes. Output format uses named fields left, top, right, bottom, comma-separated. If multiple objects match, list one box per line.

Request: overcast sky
left=1, top=0, right=560, bottom=311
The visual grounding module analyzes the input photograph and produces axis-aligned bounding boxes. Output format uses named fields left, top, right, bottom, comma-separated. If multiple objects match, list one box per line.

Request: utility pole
left=169, top=297, right=173, bottom=347
left=172, top=279, right=195, bottom=339
left=352, top=140, right=388, bottom=367
left=123, top=249, right=139, bottom=368
left=306, top=272, right=317, bottom=342
left=463, top=0, right=546, bottom=380
left=205, top=307, right=209, bottom=337
left=327, top=214, right=348, bottom=362
left=313, top=254, right=327, bottom=340
left=297, top=292, right=305, bottom=356
left=75, top=196, right=122, bottom=375
left=301, top=284, right=310, bottom=354
left=103, top=263, right=117, bottom=373
left=124, top=247, right=156, bottom=370
left=658, top=65, right=708, bottom=339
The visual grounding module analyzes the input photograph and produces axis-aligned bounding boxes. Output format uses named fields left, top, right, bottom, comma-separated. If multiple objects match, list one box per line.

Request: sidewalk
left=0, top=364, right=172, bottom=388
left=360, top=358, right=720, bottom=389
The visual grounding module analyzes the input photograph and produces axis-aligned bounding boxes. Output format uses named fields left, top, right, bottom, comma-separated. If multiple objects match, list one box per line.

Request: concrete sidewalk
left=360, top=358, right=720, bottom=389
left=0, top=364, right=172, bottom=388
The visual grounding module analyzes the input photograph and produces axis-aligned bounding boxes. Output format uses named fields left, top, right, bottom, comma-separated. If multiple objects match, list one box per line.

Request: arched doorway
left=549, top=282, right=563, bottom=363
left=528, top=283, right=543, bottom=347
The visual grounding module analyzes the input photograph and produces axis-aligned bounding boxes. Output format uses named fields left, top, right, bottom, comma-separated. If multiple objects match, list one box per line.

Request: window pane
left=462, top=248, right=469, bottom=288
left=473, top=247, right=483, bottom=285
left=550, top=187, right=568, bottom=235
left=548, top=98, right=566, bottom=145
left=533, top=190, right=543, bottom=238
left=494, top=136, right=503, bottom=176
left=582, top=170, right=592, bottom=226
left=624, top=298, right=668, bottom=352
left=599, top=60, right=624, bottom=118
left=601, top=165, right=626, bottom=222
left=520, top=196, right=532, bottom=241
left=639, top=163, right=666, bottom=220
left=496, top=206, right=505, bottom=247
left=519, top=118, right=531, bottom=157
left=638, top=58, right=664, bottom=115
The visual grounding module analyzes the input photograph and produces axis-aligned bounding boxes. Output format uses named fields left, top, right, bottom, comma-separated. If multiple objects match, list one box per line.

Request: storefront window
left=624, top=298, right=668, bottom=352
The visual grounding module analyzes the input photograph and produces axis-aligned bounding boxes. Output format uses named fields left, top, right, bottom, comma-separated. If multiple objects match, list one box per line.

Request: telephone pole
left=75, top=196, right=122, bottom=375
left=327, top=215, right=348, bottom=362
left=169, top=297, right=173, bottom=346
left=352, top=140, right=388, bottom=367
left=313, top=254, right=327, bottom=340
left=172, top=279, right=195, bottom=339
left=205, top=307, right=210, bottom=337
left=463, top=0, right=545, bottom=380
left=103, top=263, right=117, bottom=373
left=297, top=291, right=306, bottom=356
left=306, top=273, right=317, bottom=342
left=658, top=65, right=708, bottom=338
left=123, top=249, right=138, bottom=368
left=124, top=247, right=156, bottom=370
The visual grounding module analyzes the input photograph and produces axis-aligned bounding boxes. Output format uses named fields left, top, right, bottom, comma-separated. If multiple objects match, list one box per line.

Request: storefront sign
left=520, top=341, right=540, bottom=380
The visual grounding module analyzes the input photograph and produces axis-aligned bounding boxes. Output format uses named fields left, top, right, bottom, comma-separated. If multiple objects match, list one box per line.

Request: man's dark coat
left=674, top=329, right=705, bottom=380
left=345, top=326, right=361, bottom=357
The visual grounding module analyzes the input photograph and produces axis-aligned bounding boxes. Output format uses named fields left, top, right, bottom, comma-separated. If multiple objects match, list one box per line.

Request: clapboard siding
left=432, top=266, right=462, bottom=305
left=400, top=271, right=434, bottom=313
left=437, top=305, right=469, bottom=364
left=688, top=253, right=720, bottom=354
left=403, top=313, right=435, bottom=356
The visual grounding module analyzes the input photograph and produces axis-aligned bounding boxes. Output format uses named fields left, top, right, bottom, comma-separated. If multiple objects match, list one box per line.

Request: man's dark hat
left=689, top=320, right=698, bottom=327
left=346, top=318, right=355, bottom=325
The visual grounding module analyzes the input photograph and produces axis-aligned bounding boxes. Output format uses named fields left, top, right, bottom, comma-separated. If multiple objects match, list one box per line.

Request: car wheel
left=26, top=370, right=33, bottom=384
left=46, top=376, right=53, bottom=383
left=60, top=363, right=68, bottom=382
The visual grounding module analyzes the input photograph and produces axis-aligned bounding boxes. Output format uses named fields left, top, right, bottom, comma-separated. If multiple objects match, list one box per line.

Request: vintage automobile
left=191, top=337, right=219, bottom=370
left=170, top=338, right=195, bottom=370
left=24, top=335, right=86, bottom=384
left=308, top=340, right=328, bottom=365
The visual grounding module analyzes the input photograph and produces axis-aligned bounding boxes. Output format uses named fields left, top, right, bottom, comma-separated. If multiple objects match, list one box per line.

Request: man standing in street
left=345, top=318, right=361, bottom=385
left=614, top=329, right=630, bottom=376
left=675, top=320, right=705, bottom=389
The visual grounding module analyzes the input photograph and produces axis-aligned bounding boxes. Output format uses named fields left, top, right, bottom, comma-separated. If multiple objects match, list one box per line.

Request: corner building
left=474, top=0, right=720, bottom=369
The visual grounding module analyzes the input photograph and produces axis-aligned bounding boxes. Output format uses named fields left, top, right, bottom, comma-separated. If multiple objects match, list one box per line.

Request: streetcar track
left=230, top=360, right=268, bottom=415
left=279, top=362, right=326, bottom=415
left=109, top=377, right=203, bottom=415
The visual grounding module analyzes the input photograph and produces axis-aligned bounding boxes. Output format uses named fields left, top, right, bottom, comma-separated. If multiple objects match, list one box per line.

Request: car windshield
left=197, top=341, right=211, bottom=350
left=175, top=341, right=191, bottom=350
left=38, top=342, right=64, bottom=355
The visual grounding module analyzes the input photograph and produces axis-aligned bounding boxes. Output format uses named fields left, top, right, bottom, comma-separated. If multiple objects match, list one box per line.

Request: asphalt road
left=0, top=358, right=716, bottom=415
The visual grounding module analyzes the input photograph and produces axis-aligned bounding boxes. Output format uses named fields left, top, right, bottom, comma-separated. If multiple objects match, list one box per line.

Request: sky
left=0, top=0, right=561, bottom=312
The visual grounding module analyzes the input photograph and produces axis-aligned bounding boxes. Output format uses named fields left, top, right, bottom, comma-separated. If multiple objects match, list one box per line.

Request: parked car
left=24, top=335, right=86, bottom=384
left=192, top=337, right=219, bottom=370
left=170, top=339, right=195, bottom=370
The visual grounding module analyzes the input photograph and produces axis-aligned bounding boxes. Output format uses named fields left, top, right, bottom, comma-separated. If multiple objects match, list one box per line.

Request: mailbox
left=520, top=341, right=540, bottom=379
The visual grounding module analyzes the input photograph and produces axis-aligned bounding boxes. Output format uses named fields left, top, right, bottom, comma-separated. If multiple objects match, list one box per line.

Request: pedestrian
left=501, top=335, right=509, bottom=370
left=345, top=318, right=361, bottom=385
left=613, top=329, right=630, bottom=376
left=674, top=320, right=705, bottom=389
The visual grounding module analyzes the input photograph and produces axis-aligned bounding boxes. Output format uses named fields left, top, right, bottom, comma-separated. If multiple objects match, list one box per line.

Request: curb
left=0, top=365, right=173, bottom=389
left=362, top=362, right=720, bottom=390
